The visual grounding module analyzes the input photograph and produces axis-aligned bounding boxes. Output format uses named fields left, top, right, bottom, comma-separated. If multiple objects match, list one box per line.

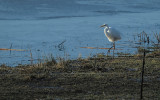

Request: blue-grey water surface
left=0, top=0, right=160, bottom=66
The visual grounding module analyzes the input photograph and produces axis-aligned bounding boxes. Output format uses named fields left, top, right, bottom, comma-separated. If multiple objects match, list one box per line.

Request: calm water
left=0, top=0, right=160, bottom=66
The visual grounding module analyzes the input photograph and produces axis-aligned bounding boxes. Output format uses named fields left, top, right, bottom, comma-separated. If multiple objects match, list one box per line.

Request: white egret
left=100, top=24, right=122, bottom=56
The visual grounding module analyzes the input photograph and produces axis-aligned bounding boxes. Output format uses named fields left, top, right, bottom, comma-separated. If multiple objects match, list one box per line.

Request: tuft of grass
left=117, top=52, right=132, bottom=57
left=146, top=50, right=160, bottom=57
left=43, top=54, right=57, bottom=66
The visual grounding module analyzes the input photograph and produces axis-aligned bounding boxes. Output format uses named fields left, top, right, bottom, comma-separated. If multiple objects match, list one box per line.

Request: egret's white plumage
left=101, top=24, right=121, bottom=42
left=101, top=24, right=122, bottom=52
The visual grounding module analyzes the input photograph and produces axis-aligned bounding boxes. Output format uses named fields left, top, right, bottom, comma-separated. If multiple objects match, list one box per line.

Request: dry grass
left=0, top=53, right=160, bottom=99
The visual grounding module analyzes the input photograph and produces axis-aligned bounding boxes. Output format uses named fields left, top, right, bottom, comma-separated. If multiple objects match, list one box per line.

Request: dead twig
left=0, top=48, right=26, bottom=51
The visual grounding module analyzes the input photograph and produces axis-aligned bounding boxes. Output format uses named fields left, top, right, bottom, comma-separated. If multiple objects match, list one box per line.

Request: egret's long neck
left=104, top=26, right=109, bottom=31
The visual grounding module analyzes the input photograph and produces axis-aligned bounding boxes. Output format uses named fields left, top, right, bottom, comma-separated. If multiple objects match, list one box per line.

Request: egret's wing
left=109, top=28, right=121, bottom=36
left=108, top=27, right=122, bottom=41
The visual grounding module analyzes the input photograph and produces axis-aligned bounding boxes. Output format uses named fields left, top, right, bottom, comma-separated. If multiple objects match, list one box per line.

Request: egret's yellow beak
left=100, top=24, right=105, bottom=27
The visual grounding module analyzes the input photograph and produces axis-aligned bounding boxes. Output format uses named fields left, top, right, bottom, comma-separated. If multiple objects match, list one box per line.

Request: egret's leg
left=113, top=42, right=115, bottom=50
left=107, top=44, right=111, bottom=56
left=113, top=42, right=115, bottom=58
left=107, top=43, right=113, bottom=56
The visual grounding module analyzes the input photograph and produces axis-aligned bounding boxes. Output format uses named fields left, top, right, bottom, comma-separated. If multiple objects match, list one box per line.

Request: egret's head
left=100, top=24, right=108, bottom=28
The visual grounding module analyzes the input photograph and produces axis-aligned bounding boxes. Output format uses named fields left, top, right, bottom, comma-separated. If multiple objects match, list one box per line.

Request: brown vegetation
left=0, top=52, right=160, bottom=99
